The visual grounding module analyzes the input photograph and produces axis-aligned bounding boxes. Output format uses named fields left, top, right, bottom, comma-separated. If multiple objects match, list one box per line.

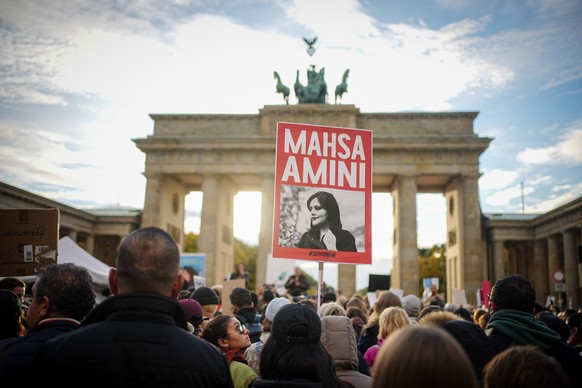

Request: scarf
left=486, top=309, right=560, bottom=350
left=222, top=347, right=248, bottom=365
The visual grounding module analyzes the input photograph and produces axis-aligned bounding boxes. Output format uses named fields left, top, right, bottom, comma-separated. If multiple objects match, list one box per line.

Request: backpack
left=241, top=313, right=262, bottom=343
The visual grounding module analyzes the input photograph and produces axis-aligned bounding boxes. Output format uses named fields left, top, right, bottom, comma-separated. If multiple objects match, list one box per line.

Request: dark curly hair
left=34, top=263, right=96, bottom=321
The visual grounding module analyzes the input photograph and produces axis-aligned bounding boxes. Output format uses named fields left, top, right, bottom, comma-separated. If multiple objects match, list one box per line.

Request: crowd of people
left=1, top=226, right=581, bottom=387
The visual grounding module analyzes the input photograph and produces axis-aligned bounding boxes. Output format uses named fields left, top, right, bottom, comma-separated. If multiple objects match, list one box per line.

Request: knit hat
left=179, top=299, right=204, bottom=322
left=230, top=287, right=252, bottom=307
left=401, top=294, right=422, bottom=317
left=271, top=303, right=321, bottom=344
left=441, top=319, right=493, bottom=376
left=538, top=312, right=570, bottom=342
left=191, top=286, right=219, bottom=306
left=265, top=297, right=291, bottom=322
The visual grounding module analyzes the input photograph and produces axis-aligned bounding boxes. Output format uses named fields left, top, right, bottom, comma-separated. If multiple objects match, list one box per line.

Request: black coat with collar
left=34, top=293, right=234, bottom=387
left=0, top=319, right=80, bottom=385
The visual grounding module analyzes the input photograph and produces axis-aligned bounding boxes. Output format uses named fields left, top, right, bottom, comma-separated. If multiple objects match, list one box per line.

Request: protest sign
left=272, top=122, right=372, bottom=265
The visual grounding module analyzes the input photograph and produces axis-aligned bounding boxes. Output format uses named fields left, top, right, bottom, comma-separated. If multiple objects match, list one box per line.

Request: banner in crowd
left=272, top=122, right=372, bottom=265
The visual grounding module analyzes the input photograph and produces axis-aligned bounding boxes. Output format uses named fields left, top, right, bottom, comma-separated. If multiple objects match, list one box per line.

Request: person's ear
left=489, top=299, right=497, bottom=314
left=109, top=268, right=118, bottom=295
left=170, top=273, right=184, bottom=299
left=217, top=337, right=230, bottom=349
left=38, top=295, right=50, bottom=318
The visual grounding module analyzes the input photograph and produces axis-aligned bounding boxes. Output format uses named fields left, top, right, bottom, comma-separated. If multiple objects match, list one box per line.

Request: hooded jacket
left=320, top=315, right=373, bottom=388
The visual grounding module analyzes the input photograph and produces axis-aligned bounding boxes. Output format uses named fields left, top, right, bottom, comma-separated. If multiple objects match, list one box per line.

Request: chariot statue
left=273, top=37, right=349, bottom=105
left=274, top=65, right=348, bottom=105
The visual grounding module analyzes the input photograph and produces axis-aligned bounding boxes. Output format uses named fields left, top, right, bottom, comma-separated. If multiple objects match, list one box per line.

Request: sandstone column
left=563, top=229, right=580, bottom=308
left=533, top=239, right=548, bottom=301
left=392, top=175, right=418, bottom=295
left=492, top=241, right=505, bottom=282
left=141, top=174, right=162, bottom=227
left=256, top=175, right=275, bottom=289
left=199, top=175, right=236, bottom=287
left=547, top=235, right=560, bottom=292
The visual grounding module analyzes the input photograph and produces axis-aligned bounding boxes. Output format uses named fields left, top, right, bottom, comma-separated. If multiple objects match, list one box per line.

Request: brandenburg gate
left=134, top=104, right=491, bottom=303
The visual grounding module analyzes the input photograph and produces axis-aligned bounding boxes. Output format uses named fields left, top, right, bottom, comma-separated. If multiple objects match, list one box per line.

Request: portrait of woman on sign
left=296, top=190, right=359, bottom=252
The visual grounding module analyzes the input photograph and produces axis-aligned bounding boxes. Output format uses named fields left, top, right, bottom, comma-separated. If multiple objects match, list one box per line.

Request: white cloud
left=517, top=123, right=582, bottom=165
left=484, top=183, right=535, bottom=208
left=479, top=169, right=518, bottom=190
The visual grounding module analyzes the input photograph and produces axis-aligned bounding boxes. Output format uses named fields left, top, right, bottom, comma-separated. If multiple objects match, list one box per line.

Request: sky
left=1, top=0, right=581, bottom=290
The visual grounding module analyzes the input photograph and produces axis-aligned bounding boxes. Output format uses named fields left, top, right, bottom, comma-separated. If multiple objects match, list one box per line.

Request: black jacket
left=0, top=319, right=79, bottom=385
left=34, top=293, right=234, bottom=387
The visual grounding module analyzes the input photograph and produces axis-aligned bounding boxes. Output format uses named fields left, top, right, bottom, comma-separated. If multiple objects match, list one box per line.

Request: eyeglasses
left=226, top=322, right=246, bottom=337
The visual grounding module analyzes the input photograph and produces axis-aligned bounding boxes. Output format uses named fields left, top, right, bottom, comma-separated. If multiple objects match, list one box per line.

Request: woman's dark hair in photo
left=307, top=191, right=342, bottom=232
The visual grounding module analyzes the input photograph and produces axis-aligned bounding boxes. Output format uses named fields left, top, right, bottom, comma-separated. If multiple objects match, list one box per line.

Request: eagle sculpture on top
left=303, top=36, right=318, bottom=56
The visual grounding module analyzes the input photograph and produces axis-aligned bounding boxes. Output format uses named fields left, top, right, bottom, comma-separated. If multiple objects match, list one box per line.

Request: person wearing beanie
left=179, top=299, right=204, bottom=336
left=401, top=294, right=422, bottom=325
left=244, top=297, right=291, bottom=375
left=191, top=286, right=220, bottom=324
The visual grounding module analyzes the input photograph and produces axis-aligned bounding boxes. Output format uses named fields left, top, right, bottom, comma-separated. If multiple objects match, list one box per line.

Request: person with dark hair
left=418, top=310, right=493, bottom=381
left=258, top=289, right=275, bottom=316
left=346, top=306, right=367, bottom=340
left=34, top=226, right=233, bottom=387
left=297, top=191, right=356, bottom=252
left=0, top=290, right=26, bottom=340
left=0, top=277, right=26, bottom=304
left=486, top=274, right=582, bottom=387
left=227, top=262, right=250, bottom=288
left=230, top=287, right=262, bottom=344
left=201, top=314, right=257, bottom=388
left=180, top=266, right=198, bottom=291
left=0, top=263, right=96, bottom=385
left=483, top=345, right=572, bottom=388
left=252, top=303, right=349, bottom=387
left=454, top=307, right=473, bottom=322
left=322, top=291, right=337, bottom=304
left=537, top=311, right=570, bottom=342
left=566, top=312, right=582, bottom=353
left=284, top=266, right=310, bottom=298
left=417, top=304, right=444, bottom=321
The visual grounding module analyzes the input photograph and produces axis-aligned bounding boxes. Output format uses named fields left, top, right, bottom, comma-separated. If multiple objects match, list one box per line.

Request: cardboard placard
left=0, top=208, right=59, bottom=276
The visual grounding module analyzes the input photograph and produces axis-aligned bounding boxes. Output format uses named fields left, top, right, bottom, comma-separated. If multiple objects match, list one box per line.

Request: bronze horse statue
left=274, top=71, right=290, bottom=104
left=334, top=69, right=349, bottom=104
left=294, top=65, right=327, bottom=103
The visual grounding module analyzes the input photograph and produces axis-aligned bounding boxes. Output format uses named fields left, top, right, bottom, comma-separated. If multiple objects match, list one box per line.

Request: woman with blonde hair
left=363, top=306, right=410, bottom=375
left=373, top=325, right=479, bottom=388
left=357, top=290, right=402, bottom=354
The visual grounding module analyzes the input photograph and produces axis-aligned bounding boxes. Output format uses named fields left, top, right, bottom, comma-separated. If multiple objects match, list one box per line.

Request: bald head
left=112, top=227, right=182, bottom=296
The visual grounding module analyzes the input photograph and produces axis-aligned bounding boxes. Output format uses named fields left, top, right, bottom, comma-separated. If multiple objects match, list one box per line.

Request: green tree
left=418, top=244, right=446, bottom=296
left=184, top=232, right=258, bottom=290
left=183, top=232, right=199, bottom=252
